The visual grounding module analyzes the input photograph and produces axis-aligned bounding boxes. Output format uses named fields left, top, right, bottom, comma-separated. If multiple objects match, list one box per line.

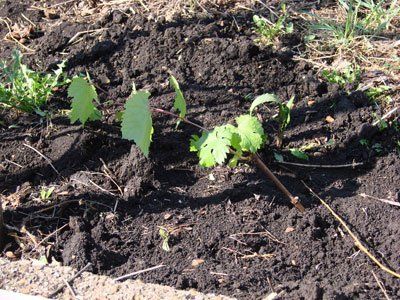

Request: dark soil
left=1, top=1, right=400, bottom=299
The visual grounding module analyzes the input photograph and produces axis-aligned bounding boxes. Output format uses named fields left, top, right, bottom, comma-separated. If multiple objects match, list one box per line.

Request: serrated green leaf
left=235, top=115, right=265, bottom=153
left=169, top=75, right=186, bottom=123
left=249, top=93, right=279, bottom=115
left=68, top=77, right=101, bottom=125
left=196, top=126, right=233, bottom=167
left=290, top=148, right=309, bottom=160
left=121, top=90, right=153, bottom=157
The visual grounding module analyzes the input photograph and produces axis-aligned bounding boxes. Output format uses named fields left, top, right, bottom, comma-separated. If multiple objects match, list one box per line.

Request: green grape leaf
left=121, top=90, right=153, bottom=157
left=169, top=75, right=187, bottom=124
left=68, top=77, right=101, bottom=125
left=235, top=115, right=265, bottom=153
left=196, top=126, right=233, bottom=167
left=249, top=93, right=279, bottom=115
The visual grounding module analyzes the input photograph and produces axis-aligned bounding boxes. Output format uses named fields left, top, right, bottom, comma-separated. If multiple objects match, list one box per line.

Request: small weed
left=360, top=138, right=369, bottom=146
left=159, top=227, right=170, bottom=252
left=321, top=65, right=360, bottom=88
left=372, top=112, right=389, bottom=131
left=359, top=139, right=384, bottom=155
left=289, top=148, right=309, bottom=160
left=366, top=85, right=392, bottom=104
left=372, top=142, right=383, bottom=154
left=249, top=93, right=295, bottom=148
left=299, top=0, right=400, bottom=92
left=40, top=187, right=55, bottom=201
left=357, top=0, right=400, bottom=32
left=0, top=50, right=67, bottom=115
left=253, top=3, right=293, bottom=46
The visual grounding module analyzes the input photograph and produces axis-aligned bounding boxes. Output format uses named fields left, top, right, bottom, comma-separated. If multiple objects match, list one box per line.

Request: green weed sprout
left=253, top=3, right=293, bottom=46
left=321, top=65, right=360, bottom=88
left=40, top=187, right=55, bottom=201
left=159, top=227, right=170, bottom=252
left=0, top=50, right=67, bottom=115
left=250, top=93, right=295, bottom=148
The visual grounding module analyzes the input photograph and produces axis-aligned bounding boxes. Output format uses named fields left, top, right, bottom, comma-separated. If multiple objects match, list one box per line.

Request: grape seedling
left=120, top=76, right=305, bottom=212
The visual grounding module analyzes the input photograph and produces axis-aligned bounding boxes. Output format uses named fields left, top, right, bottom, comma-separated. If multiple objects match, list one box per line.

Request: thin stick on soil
left=276, top=161, right=364, bottom=169
left=372, top=106, right=399, bottom=126
left=31, top=223, right=69, bottom=252
left=23, top=143, right=60, bottom=175
left=152, top=108, right=305, bottom=212
left=253, top=154, right=305, bottom=212
left=114, top=264, right=165, bottom=281
left=371, top=270, right=391, bottom=300
left=302, top=181, right=400, bottom=279
left=63, top=278, right=77, bottom=299
left=359, top=193, right=400, bottom=208
left=48, top=263, right=92, bottom=298
left=0, top=198, right=3, bottom=249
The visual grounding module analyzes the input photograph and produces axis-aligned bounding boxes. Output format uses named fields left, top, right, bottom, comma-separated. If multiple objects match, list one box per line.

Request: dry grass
left=32, top=0, right=265, bottom=21
left=295, top=1, right=400, bottom=105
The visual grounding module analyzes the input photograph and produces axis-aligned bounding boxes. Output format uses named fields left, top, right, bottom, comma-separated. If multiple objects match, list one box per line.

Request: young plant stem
left=151, top=108, right=209, bottom=132
left=252, top=153, right=305, bottom=212
left=152, top=107, right=305, bottom=212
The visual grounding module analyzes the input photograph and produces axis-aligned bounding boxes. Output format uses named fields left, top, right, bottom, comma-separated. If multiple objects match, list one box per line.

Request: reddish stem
left=251, top=153, right=305, bottom=212
left=151, top=108, right=209, bottom=132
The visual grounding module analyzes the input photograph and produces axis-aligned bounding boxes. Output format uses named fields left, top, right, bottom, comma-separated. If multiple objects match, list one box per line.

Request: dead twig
left=31, top=223, right=69, bottom=252
left=276, top=161, right=364, bottom=169
left=63, top=278, right=77, bottom=299
left=359, top=193, right=400, bottom=207
left=23, top=143, right=60, bottom=175
left=48, top=263, right=92, bottom=298
left=302, top=181, right=400, bottom=279
left=0, top=198, right=4, bottom=249
left=114, top=264, right=165, bottom=281
left=0, top=18, right=35, bottom=53
left=241, top=253, right=274, bottom=260
left=371, top=270, right=391, bottom=300
left=68, top=28, right=108, bottom=45
left=100, top=158, right=124, bottom=197
left=372, top=106, right=399, bottom=126
left=230, top=231, right=284, bottom=245
left=4, top=158, right=24, bottom=168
